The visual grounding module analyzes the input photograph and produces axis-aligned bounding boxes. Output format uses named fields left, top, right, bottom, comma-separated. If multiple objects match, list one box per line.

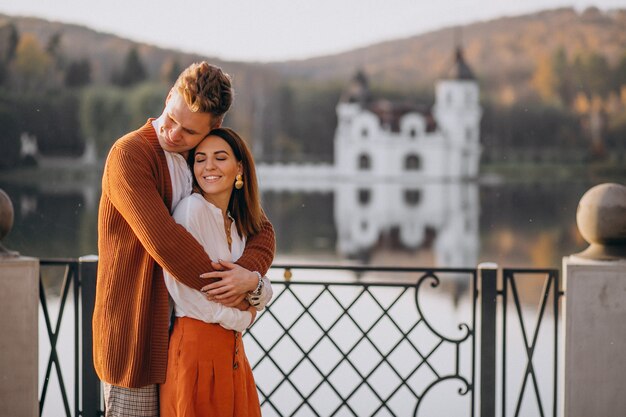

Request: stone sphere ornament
left=0, top=188, right=18, bottom=257
left=575, top=183, right=626, bottom=260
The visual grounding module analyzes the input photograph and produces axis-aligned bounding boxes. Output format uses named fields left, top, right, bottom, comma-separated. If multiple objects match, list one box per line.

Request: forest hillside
left=1, top=7, right=625, bottom=168
left=270, top=7, right=626, bottom=104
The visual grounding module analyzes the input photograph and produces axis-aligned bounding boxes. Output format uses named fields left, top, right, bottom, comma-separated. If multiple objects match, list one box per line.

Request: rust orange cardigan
left=92, top=120, right=275, bottom=388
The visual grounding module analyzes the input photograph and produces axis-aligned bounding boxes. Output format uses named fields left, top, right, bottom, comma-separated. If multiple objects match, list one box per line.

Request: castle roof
left=445, top=47, right=475, bottom=80
left=366, top=100, right=437, bottom=133
left=340, top=69, right=371, bottom=105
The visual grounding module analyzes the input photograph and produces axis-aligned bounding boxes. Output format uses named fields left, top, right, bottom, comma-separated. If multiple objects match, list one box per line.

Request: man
left=92, top=62, right=275, bottom=416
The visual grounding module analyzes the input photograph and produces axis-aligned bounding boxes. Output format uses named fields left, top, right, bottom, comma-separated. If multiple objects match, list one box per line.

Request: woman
left=160, top=127, right=272, bottom=417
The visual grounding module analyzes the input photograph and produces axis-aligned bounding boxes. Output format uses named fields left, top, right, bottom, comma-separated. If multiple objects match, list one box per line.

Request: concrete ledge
left=563, top=256, right=626, bottom=417
left=0, top=256, right=39, bottom=417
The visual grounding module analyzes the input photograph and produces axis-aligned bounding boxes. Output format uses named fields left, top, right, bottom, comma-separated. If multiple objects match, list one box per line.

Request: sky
left=0, top=0, right=624, bottom=62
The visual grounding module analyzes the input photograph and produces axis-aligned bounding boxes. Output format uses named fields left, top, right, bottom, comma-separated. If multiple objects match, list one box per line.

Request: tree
left=111, top=47, right=147, bottom=87
left=42, top=31, right=67, bottom=88
left=11, top=33, right=52, bottom=91
left=160, top=57, right=181, bottom=84
left=80, top=86, right=132, bottom=158
left=0, top=22, right=18, bottom=85
left=552, top=48, right=573, bottom=105
left=613, top=52, right=626, bottom=94
left=45, top=31, right=62, bottom=58
left=64, top=58, right=91, bottom=87
left=531, top=55, right=559, bottom=103
left=571, top=52, right=611, bottom=99
left=0, top=102, right=20, bottom=169
left=128, top=82, right=169, bottom=127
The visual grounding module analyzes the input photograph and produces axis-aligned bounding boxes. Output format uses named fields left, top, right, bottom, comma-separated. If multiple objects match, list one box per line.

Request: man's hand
left=200, top=260, right=257, bottom=307
left=247, top=306, right=258, bottom=327
left=233, top=299, right=251, bottom=311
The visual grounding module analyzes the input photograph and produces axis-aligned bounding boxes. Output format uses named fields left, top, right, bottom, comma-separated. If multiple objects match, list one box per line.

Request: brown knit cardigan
left=92, top=120, right=275, bottom=388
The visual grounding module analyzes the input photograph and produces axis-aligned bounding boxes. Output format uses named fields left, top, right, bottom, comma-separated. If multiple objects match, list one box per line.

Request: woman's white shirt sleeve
left=163, top=194, right=252, bottom=333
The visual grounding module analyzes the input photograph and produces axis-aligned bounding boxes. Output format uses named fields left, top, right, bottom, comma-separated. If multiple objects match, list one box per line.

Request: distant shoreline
left=480, top=161, right=626, bottom=183
left=1, top=161, right=625, bottom=186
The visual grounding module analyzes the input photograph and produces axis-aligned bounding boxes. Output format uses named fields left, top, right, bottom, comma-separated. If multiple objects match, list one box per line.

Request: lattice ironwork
left=39, top=260, right=80, bottom=417
left=244, top=265, right=478, bottom=417
left=500, top=269, right=562, bottom=417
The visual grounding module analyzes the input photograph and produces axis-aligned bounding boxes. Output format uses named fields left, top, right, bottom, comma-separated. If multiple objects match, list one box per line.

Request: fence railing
left=253, top=265, right=478, bottom=417
left=499, top=268, right=562, bottom=417
left=37, top=260, right=562, bottom=417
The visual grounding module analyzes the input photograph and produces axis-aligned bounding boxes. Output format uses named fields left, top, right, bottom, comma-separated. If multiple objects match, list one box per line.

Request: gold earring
left=235, top=174, right=244, bottom=190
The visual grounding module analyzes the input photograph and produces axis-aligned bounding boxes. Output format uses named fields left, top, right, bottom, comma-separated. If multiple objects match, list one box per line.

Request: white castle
left=334, top=48, right=481, bottom=180
left=258, top=47, right=482, bottom=182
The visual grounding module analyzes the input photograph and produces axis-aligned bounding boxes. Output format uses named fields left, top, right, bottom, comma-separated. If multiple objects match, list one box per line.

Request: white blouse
left=163, top=193, right=272, bottom=332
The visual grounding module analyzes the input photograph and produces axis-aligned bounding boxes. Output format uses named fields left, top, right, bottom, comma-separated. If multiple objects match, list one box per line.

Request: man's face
left=157, top=91, right=218, bottom=154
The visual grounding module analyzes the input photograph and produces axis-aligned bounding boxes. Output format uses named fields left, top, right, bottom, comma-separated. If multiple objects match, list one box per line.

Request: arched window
left=361, top=128, right=369, bottom=138
left=358, top=189, right=371, bottom=205
left=405, top=154, right=421, bottom=170
left=404, top=189, right=421, bottom=206
left=409, top=127, right=417, bottom=138
left=358, top=154, right=371, bottom=170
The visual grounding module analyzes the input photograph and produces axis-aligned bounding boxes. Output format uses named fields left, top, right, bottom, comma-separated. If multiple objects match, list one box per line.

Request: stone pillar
left=0, top=189, right=39, bottom=417
left=563, top=183, right=626, bottom=417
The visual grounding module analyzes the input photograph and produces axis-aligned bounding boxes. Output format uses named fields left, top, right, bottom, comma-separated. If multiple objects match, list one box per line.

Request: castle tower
left=432, top=47, right=482, bottom=178
left=334, top=70, right=382, bottom=177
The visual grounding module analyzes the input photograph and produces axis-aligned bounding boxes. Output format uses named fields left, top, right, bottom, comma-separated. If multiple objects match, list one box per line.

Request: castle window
left=358, top=154, right=371, bottom=170
left=404, top=189, right=421, bottom=206
left=410, top=127, right=417, bottom=138
left=405, top=154, right=421, bottom=170
left=358, top=189, right=371, bottom=205
left=361, top=128, right=369, bottom=138
left=465, top=128, right=473, bottom=142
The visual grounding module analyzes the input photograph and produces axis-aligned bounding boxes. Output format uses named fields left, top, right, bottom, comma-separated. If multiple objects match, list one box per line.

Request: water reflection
left=0, top=173, right=590, bottom=267
left=0, top=180, right=97, bottom=258
left=260, top=178, right=479, bottom=267
left=337, top=182, right=478, bottom=267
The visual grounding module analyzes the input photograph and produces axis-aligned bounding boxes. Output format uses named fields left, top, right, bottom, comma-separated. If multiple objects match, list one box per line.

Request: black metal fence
left=37, top=260, right=562, bottom=417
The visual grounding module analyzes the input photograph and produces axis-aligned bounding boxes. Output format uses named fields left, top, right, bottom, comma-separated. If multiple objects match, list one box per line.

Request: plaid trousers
left=102, top=382, right=159, bottom=417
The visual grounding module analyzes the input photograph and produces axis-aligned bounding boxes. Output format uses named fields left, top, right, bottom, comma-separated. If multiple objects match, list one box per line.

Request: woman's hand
left=200, top=260, right=258, bottom=307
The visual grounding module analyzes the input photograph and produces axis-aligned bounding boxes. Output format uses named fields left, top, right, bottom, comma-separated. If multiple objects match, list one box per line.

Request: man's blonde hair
left=174, top=62, right=233, bottom=123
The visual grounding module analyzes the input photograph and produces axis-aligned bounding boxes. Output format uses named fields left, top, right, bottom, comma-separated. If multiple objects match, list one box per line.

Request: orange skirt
left=160, top=317, right=261, bottom=417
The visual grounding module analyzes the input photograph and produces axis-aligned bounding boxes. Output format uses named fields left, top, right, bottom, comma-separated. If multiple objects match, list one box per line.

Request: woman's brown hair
left=189, top=127, right=264, bottom=237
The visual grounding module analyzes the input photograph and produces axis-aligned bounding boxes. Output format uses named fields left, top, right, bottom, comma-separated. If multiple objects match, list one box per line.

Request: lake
left=0, top=170, right=596, bottom=267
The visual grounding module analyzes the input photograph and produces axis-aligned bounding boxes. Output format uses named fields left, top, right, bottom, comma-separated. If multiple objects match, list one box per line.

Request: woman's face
left=193, top=135, right=241, bottom=210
